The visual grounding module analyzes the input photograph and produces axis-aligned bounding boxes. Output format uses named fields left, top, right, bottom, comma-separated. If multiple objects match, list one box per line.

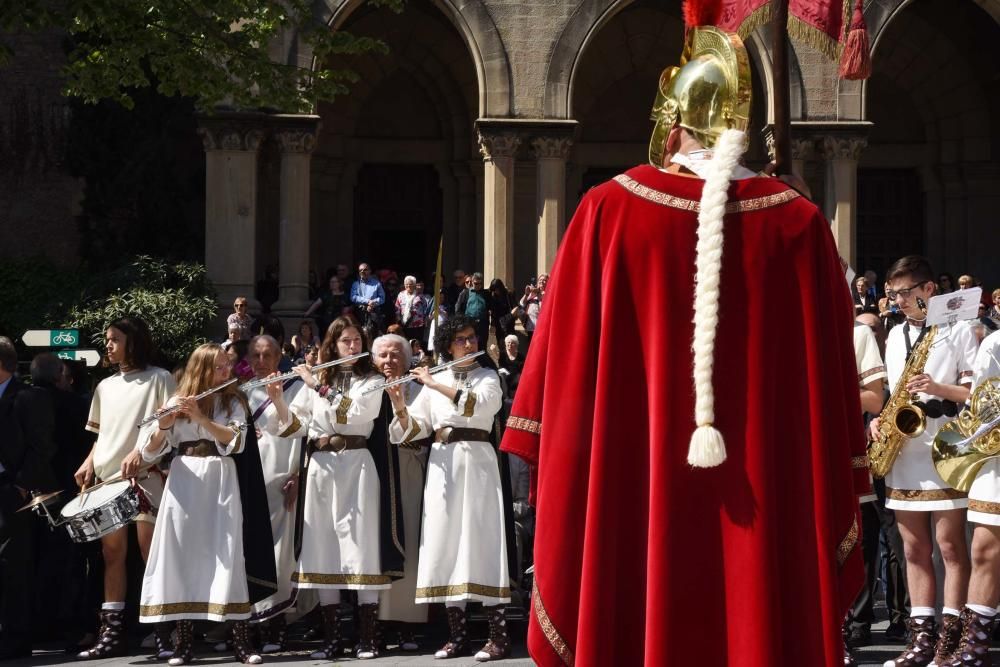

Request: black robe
left=232, top=413, right=279, bottom=605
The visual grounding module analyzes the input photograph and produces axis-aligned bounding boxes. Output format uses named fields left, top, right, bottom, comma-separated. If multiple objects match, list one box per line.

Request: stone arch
left=304, top=0, right=512, bottom=117
left=543, top=0, right=795, bottom=121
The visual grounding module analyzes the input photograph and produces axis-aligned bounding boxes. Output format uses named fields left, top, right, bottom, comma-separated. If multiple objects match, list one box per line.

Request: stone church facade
left=3, top=0, right=999, bottom=318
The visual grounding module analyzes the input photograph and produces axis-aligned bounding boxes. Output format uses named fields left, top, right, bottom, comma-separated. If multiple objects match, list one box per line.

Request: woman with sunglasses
left=387, top=316, right=512, bottom=662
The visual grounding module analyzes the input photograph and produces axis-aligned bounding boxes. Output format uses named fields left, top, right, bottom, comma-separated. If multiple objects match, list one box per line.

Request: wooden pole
left=771, top=0, right=791, bottom=175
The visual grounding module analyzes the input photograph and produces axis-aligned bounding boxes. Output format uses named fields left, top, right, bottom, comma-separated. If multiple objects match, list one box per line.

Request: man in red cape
left=500, top=10, right=868, bottom=667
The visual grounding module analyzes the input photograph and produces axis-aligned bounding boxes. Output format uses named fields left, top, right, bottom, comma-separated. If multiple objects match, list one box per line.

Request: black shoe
left=845, top=624, right=872, bottom=648
left=885, top=620, right=909, bottom=642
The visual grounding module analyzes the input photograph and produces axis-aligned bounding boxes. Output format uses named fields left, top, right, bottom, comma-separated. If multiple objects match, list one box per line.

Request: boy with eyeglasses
left=869, top=255, right=978, bottom=667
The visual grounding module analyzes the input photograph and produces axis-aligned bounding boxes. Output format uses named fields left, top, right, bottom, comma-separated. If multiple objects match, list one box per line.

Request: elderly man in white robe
left=244, top=335, right=306, bottom=652
left=372, top=334, right=429, bottom=651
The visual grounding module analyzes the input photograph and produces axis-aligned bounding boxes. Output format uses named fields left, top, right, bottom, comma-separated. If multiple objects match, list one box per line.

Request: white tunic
left=289, top=371, right=389, bottom=590
left=379, top=382, right=429, bottom=623
left=389, top=365, right=510, bottom=605
left=854, top=323, right=886, bottom=504
left=966, top=331, right=1000, bottom=525
left=138, top=397, right=250, bottom=622
left=884, top=321, right=977, bottom=510
left=247, top=381, right=305, bottom=616
left=86, top=367, right=175, bottom=512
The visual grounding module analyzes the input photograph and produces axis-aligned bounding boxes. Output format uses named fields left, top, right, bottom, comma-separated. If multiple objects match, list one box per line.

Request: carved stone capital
left=478, top=130, right=521, bottom=160
left=531, top=136, right=573, bottom=160
left=275, top=129, right=318, bottom=154
left=822, top=136, right=867, bottom=161
left=197, top=124, right=265, bottom=152
left=791, top=138, right=817, bottom=160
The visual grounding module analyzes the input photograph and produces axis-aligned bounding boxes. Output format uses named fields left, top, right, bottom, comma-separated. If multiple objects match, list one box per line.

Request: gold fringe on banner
left=736, top=0, right=854, bottom=64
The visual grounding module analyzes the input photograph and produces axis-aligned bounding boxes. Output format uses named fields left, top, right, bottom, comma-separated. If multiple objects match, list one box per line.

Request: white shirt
left=885, top=321, right=977, bottom=399
left=972, top=330, right=1000, bottom=388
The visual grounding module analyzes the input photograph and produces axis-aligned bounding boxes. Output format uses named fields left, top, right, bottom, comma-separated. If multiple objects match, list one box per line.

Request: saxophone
left=868, top=324, right=937, bottom=479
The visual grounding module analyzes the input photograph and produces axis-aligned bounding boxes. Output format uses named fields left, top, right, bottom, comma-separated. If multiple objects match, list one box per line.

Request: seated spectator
left=409, top=339, right=427, bottom=367
left=853, top=276, right=878, bottom=315
left=988, top=288, right=1000, bottom=326
left=227, top=297, right=252, bottom=340
left=291, top=320, right=321, bottom=359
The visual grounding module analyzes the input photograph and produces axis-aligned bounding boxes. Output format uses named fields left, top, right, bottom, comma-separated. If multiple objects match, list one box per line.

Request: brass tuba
left=868, top=324, right=937, bottom=479
left=931, top=377, right=1000, bottom=492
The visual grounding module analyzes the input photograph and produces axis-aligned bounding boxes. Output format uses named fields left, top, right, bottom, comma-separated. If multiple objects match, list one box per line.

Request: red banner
left=717, top=0, right=853, bottom=61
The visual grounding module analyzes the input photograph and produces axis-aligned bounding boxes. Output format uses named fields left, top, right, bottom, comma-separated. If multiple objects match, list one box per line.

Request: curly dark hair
left=433, top=315, right=480, bottom=362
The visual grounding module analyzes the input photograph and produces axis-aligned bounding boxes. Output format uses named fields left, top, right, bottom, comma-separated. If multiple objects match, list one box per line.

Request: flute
left=362, top=351, right=485, bottom=395
left=238, top=352, right=370, bottom=392
left=136, top=377, right=239, bottom=429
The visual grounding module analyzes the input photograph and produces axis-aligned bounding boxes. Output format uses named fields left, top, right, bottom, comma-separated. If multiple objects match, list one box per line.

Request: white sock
left=942, top=606, right=961, bottom=617
left=102, top=601, right=125, bottom=611
left=911, top=607, right=936, bottom=619
left=317, top=589, right=341, bottom=605
left=357, top=590, right=378, bottom=605
left=447, top=601, right=466, bottom=611
left=967, top=604, right=997, bottom=617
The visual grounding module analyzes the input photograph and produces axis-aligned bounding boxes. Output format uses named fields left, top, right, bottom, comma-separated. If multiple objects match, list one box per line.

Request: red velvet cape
left=501, top=165, right=866, bottom=667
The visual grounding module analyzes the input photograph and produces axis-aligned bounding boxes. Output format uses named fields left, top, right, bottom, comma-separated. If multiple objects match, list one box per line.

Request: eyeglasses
left=885, top=281, right=929, bottom=301
left=453, top=335, right=478, bottom=346
left=234, top=303, right=247, bottom=309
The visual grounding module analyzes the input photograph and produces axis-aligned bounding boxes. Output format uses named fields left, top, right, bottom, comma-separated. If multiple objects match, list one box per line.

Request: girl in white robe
left=138, top=343, right=262, bottom=666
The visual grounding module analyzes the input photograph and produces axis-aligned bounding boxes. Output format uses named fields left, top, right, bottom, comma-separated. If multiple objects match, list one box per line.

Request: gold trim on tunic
left=87, top=420, right=100, bottom=430
left=292, top=572, right=390, bottom=586
left=969, top=500, right=1000, bottom=515
left=277, top=414, right=301, bottom=439
left=414, top=583, right=510, bottom=600
left=246, top=575, right=277, bottom=590
left=507, top=415, right=541, bottom=435
left=887, top=487, right=967, bottom=501
left=837, top=516, right=859, bottom=566
left=859, top=367, right=885, bottom=381
left=462, top=392, right=478, bottom=418
left=335, top=397, right=353, bottom=425
left=403, top=420, right=422, bottom=444
left=532, top=578, right=574, bottom=666
left=613, top=174, right=800, bottom=213
left=139, top=601, right=251, bottom=617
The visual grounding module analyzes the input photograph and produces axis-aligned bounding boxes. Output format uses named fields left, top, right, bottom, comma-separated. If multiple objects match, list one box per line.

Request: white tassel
left=686, top=128, right=747, bottom=469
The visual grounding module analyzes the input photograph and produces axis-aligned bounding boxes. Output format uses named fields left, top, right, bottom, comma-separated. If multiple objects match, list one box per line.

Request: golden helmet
left=649, top=26, right=752, bottom=167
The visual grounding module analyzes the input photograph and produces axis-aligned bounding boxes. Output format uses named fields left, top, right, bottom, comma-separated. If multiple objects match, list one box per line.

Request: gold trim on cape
left=414, top=583, right=510, bottom=600
left=507, top=415, right=541, bottom=435
left=837, top=516, right=859, bottom=566
left=969, top=499, right=1000, bottom=515
left=139, top=601, right=251, bottom=617
left=292, top=572, right=390, bottom=586
left=887, top=487, right=967, bottom=501
left=613, top=174, right=800, bottom=213
left=532, top=578, right=574, bottom=666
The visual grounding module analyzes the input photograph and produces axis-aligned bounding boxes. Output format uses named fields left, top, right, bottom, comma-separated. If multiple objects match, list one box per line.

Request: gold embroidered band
left=336, top=396, right=353, bottom=425
left=86, top=420, right=100, bottom=430
left=506, top=415, right=541, bottom=435
left=533, top=578, right=574, bottom=665
left=851, top=456, right=868, bottom=469
left=292, top=571, right=390, bottom=586
left=139, top=601, right=251, bottom=617
left=837, top=516, right=859, bottom=566
left=887, top=487, right=967, bottom=501
left=277, top=414, right=302, bottom=439
left=859, top=366, right=885, bottom=381
left=414, top=582, right=510, bottom=600
left=969, top=499, right=1000, bottom=515
left=462, top=392, right=478, bottom=418
left=613, top=174, right=800, bottom=213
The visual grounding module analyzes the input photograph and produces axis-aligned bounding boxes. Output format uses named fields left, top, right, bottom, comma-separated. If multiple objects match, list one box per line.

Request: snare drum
left=59, top=480, right=140, bottom=543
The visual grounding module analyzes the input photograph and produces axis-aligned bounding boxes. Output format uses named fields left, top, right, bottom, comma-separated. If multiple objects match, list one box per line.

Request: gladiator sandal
left=474, top=606, right=511, bottom=662
left=260, top=615, right=286, bottom=654
left=938, top=607, right=996, bottom=666
left=355, top=603, right=380, bottom=660
left=844, top=638, right=857, bottom=666
left=231, top=621, right=262, bottom=665
left=309, top=604, right=342, bottom=660
left=933, top=613, right=963, bottom=665
left=167, top=620, right=194, bottom=666
left=76, top=609, right=126, bottom=660
left=154, top=622, right=175, bottom=660
left=434, top=605, right=469, bottom=659
left=885, top=616, right=939, bottom=667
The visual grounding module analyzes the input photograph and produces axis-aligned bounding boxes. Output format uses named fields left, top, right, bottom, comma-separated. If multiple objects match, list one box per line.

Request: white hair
left=249, top=334, right=280, bottom=354
left=372, top=333, right=412, bottom=368
left=686, top=128, right=747, bottom=469
left=404, top=275, right=417, bottom=286
left=504, top=334, right=519, bottom=347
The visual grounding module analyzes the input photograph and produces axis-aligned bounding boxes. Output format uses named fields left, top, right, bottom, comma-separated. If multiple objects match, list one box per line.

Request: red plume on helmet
left=683, top=0, right=722, bottom=28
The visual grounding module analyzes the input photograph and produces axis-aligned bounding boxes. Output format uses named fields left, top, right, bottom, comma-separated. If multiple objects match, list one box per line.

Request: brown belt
left=400, top=437, right=432, bottom=451
left=178, top=440, right=216, bottom=457
left=434, top=427, right=490, bottom=444
left=313, top=434, right=368, bottom=452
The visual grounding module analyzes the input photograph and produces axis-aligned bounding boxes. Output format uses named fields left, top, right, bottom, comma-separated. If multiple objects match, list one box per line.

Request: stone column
left=791, top=138, right=816, bottom=180
left=532, top=136, right=573, bottom=275
left=197, top=118, right=266, bottom=312
left=822, top=136, right=867, bottom=268
left=271, top=117, right=320, bottom=321
left=477, top=129, right=521, bottom=286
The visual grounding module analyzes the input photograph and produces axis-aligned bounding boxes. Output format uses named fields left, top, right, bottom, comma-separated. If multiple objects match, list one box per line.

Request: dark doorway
left=354, top=163, right=443, bottom=280
left=856, top=168, right=924, bottom=277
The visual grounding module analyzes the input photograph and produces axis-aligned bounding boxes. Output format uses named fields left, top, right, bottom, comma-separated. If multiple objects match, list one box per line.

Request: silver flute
left=136, top=377, right=240, bottom=429
left=362, top=351, right=485, bottom=395
left=238, top=351, right=370, bottom=392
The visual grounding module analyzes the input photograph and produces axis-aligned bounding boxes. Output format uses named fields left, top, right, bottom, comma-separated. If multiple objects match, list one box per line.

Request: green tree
left=64, top=256, right=219, bottom=369
left=0, top=0, right=404, bottom=111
